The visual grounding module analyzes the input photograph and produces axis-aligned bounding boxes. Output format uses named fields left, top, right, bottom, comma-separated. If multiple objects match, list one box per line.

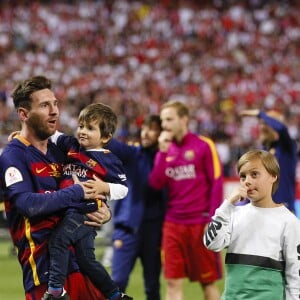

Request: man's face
left=26, top=89, right=59, bottom=140
left=160, top=107, right=186, bottom=141
left=140, top=121, right=161, bottom=148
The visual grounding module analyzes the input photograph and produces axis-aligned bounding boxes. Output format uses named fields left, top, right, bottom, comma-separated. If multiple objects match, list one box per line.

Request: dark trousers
left=48, top=211, right=118, bottom=297
left=111, top=219, right=163, bottom=300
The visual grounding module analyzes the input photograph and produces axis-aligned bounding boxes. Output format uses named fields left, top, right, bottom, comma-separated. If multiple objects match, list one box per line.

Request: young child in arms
left=43, top=103, right=132, bottom=300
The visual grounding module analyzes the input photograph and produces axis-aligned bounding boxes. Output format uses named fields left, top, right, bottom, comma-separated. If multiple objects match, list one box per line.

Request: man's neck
left=19, top=129, right=49, bottom=154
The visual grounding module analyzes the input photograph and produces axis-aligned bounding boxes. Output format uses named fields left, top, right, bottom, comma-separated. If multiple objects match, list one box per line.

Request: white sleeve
left=107, top=183, right=128, bottom=201
left=50, top=130, right=63, bottom=144
left=203, top=200, right=235, bottom=252
left=284, top=216, right=300, bottom=300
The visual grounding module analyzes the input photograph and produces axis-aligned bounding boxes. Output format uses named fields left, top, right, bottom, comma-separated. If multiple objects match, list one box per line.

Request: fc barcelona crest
left=184, top=150, right=195, bottom=160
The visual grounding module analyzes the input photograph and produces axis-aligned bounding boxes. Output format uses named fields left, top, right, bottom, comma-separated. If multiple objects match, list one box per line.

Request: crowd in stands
left=0, top=0, right=299, bottom=177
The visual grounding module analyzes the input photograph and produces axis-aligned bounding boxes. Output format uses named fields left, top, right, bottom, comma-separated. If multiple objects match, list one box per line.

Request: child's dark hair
left=78, top=103, right=117, bottom=140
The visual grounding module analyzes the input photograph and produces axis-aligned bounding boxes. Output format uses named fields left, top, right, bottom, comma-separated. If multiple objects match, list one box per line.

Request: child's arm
left=107, top=183, right=128, bottom=200
left=203, top=186, right=247, bottom=252
left=84, top=175, right=128, bottom=201
left=283, top=217, right=300, bottom=299
left=203, top=200, right=234, bottom=252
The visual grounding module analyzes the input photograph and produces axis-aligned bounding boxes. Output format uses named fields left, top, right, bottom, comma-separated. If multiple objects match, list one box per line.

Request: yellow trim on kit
left=15, top=135, right=31, bottom=146
left=25, top=218, right=40, bottom=286
left=199, top=136, right=221, bottom=179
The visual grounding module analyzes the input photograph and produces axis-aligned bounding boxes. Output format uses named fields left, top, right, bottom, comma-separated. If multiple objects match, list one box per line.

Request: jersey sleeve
left=51, top=131, right=79, bottom=154
left=108, top=183, right=128, bottom=200
left=148, top=151, right=168, bottom=190
left=96, top=151, right=128, bottom=200
left=0, top=147, right=85, bottom=218
left=258, top=111, right=295, bottom=151
left=203, top=200, right=234, bottom=252
left=200, top=136, right=224, bottom=218
left=13, top=185, right=85, bottom=218
left=106, top=138, right=137, bottom=163
left=283, top=217, right=300, bottom=299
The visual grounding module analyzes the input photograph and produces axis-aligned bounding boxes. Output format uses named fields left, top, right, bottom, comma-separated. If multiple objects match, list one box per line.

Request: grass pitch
left=0, top=238, right=224, bottom=299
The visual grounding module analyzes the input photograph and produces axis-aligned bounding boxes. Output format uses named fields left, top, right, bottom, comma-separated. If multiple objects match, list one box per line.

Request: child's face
left=238, top=158, right=277, bottom=207
left=77, top=119, right=108, bottom=149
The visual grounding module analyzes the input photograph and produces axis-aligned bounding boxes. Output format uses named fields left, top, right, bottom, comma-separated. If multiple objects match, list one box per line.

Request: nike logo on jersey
left=67, top=151, right=78, bottom=156
left=32, top=163, right=61, bottom=177
left=36, top=167, right=47, bottom=174
left=166, top=156, right=175, bottom=162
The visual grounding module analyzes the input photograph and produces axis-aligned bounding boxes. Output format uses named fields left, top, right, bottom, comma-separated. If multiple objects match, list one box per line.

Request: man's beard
left=27, top=114, right=55, bottom=140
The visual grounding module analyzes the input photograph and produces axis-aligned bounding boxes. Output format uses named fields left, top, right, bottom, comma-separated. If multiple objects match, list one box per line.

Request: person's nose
left=78, top=127, right=85, bottom=134
left=50, top=103, right=59, bottom=115
left=79, top=126, right=89, bottom=136
left=244, top=175, right=252, bottom=187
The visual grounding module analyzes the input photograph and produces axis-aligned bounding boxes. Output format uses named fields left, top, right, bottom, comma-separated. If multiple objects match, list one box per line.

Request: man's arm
left=106, top=138, right=137, bottom=163
left=148, top=131, right=172, bottom=190
left=201, top=136, right=224, bottom=218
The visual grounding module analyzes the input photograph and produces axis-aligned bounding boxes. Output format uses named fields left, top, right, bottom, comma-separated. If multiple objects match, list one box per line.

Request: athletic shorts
left=25, top=272, right=105, bottom=300
left=162, top=221, right=223, bottom=284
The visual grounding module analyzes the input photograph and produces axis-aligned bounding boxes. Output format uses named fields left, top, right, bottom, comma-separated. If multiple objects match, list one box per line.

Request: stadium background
left=0, top=0, right=300, bottom=298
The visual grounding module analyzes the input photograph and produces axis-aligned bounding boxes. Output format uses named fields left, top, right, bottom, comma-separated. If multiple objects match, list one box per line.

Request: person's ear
left=18, top=107, right=29, bottom=121
left=102, top=133, right=112, bottom=145
left=271, top=174, right=278, bottom=184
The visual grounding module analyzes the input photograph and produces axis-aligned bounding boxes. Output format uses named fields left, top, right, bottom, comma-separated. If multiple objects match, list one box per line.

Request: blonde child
left=204, top=149, right=300, bottom=299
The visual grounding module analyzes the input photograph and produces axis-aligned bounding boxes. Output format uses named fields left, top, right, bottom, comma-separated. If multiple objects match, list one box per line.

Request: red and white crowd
left=0, top=0, right=299, bottom=176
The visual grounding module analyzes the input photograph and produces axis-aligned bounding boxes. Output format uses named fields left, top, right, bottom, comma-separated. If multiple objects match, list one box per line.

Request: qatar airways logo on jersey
left=165, top=164, right=196, bottom=181
left=62, top=163, right=88, bottom=178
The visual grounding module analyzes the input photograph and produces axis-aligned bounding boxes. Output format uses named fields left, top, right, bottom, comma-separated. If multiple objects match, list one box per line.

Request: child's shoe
left=118, top=293, right=133, bottom=300
left=41, top=289, right=70, bottom=300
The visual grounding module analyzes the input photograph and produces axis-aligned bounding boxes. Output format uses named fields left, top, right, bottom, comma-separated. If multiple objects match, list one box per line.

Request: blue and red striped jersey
left=0, top=136, right=89, bottom=292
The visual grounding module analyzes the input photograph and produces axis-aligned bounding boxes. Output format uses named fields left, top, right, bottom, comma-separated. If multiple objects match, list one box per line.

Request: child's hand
left=85, top=174, right=110, bottom=197
left=72, top=173, right=99, bottom=199
left=227, top=186, right=248, bottom=205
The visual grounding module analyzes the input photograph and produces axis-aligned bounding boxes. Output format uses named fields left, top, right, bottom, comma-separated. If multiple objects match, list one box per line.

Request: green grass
left=0, top=238, right=224, bottom=299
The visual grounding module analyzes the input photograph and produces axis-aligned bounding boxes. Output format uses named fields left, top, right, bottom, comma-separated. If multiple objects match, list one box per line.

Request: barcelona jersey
left=0, top=136, right=92, bottom=292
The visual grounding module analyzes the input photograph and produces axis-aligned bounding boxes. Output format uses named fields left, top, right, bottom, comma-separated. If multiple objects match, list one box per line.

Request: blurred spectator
left=240, top=109, right=298, bottom=212
left=0, top=0, right=299, bottom=177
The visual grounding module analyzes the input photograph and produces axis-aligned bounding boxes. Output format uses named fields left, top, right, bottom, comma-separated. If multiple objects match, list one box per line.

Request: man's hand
left=85, top=202, right=112, bottom=227
left=8, top=130, right=21, bottom=141
left=239, top=109, right=259, bottom=118
left=72, top=174, right=111, bottom=227
left=158, top=131, right=173, bottom=152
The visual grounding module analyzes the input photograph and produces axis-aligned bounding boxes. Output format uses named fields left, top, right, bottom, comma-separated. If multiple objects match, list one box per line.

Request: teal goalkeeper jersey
left=204, top=201, right=300, bottom=300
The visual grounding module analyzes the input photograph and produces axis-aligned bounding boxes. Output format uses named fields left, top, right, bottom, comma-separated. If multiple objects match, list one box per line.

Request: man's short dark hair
left=11, top=76, right=52, bottom=109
